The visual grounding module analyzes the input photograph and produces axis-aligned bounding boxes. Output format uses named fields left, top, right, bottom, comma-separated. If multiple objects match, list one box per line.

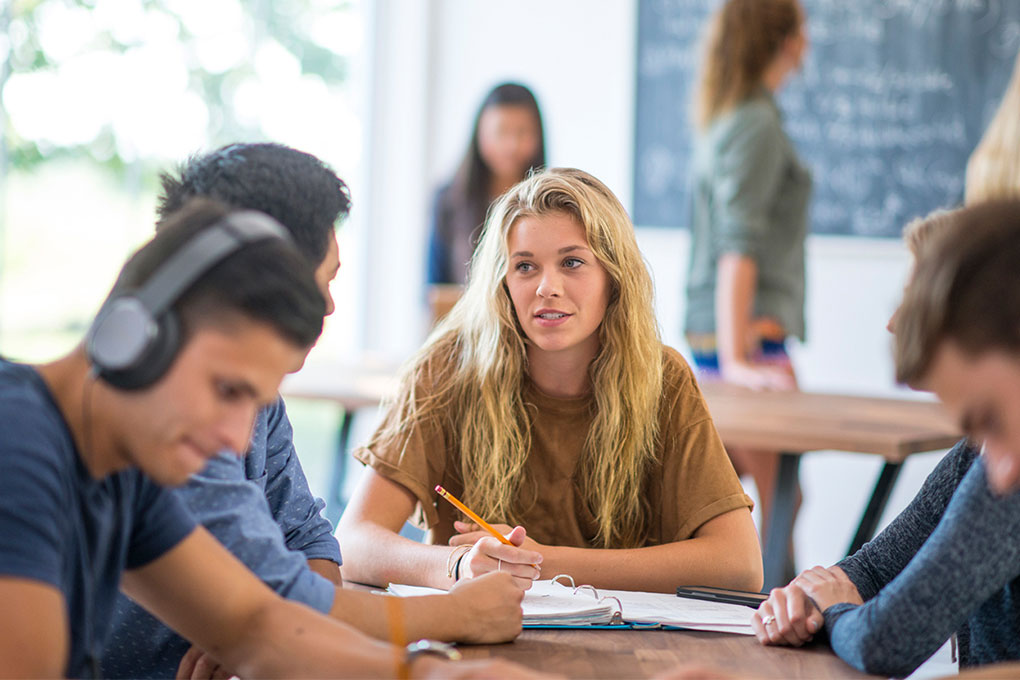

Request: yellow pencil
left=434, top=485, right=514, bottom=546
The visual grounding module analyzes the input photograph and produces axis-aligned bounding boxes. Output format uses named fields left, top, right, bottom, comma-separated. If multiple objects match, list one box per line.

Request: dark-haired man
left=104, top=144, right=523, bottom=679
left=0, top=201, right=531, bottom=678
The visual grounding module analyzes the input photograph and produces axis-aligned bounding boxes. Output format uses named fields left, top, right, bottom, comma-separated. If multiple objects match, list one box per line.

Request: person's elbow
left=333, top=514, right=378, bottom=584
left=725, top=540, right=764, bottom=592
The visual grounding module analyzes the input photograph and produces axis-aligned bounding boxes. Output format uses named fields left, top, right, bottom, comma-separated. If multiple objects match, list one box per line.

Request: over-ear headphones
left=85, top=210, right=290, bottom=391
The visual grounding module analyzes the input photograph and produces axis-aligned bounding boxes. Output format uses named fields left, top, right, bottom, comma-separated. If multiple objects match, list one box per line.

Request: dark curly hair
left=157, top=143, right=351, bottom=266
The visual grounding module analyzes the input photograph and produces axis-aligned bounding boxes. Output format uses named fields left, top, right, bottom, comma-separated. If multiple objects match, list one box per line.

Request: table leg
left=763, top=453, right=800, bottom=592
left=846, top=461, right=902, bottom=556
left=325, top=409, right=355, bottom=527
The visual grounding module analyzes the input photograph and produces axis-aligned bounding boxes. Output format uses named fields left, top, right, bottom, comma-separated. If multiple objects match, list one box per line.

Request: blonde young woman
left=684, top=0, right=810, bottom=548
left=966, top=49, right=1020, bottom=204
left=338, top=168, right=762, bottom=594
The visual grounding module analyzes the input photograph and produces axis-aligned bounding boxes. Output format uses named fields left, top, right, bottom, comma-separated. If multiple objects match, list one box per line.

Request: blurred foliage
left=0, top=0, right=352, bottom=174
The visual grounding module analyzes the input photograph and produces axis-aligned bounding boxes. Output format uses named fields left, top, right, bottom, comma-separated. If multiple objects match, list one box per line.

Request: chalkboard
left=634, top=0, right=1020, bottom=237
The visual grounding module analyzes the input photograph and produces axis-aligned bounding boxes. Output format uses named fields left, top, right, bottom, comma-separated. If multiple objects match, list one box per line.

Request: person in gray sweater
left=753, top=201, right=1020, bottom=676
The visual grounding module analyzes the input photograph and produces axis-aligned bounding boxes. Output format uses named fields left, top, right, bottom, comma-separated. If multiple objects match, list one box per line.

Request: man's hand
left=175, top=645, right=234, bottom=680
left=445, top=571, right=524, bottom=643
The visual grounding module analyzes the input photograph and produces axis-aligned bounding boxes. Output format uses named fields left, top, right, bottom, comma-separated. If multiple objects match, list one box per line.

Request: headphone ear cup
left=99, top=311, right=182, bottom=391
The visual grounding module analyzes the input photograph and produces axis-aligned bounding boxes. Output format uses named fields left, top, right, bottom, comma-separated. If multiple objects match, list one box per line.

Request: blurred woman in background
left=684, top=0, right=811, bottom=556
left=427, top=82, right=545, bottom=286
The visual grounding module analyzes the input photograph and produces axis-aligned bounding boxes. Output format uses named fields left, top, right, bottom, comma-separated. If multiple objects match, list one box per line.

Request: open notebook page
left=388, top=581, right=618, bottom=625
left=388, top=580, right=755, bottom=633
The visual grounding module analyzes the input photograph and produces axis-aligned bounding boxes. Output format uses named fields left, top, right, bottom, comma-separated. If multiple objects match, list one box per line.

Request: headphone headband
left=136, top=211, right=288, bottom=316
left=86, top=210, right=291, bottom=390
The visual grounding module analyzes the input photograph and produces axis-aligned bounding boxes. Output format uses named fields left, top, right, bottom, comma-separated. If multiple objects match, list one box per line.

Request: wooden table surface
left=458, top=628, right=877, bottom=679
left=699, top=382, right=960, bottom=461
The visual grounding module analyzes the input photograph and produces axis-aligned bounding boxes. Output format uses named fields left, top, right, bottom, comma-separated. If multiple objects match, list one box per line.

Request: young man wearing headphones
left=102, top=144, right=524, bottom=679
left=0, top=200, right=527, bottom=678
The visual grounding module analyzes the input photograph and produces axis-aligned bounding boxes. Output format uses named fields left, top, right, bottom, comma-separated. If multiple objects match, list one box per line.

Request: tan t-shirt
left=354, top=345, right=752, bottom=548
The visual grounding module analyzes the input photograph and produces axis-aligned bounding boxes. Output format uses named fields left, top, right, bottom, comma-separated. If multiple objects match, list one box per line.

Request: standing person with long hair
left=684, top=0, right=811, bottom=554
left=339, top=168, right=762, bottom=594
left=966, top=49, right=1020, bottom=204
left=427, top=82, right=545, bottom=285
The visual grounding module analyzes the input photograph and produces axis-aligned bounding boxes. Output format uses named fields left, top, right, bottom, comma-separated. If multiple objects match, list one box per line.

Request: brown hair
left=692, top=0, right=803, bottom=129
left=895, top=200, right=1020, bottom=385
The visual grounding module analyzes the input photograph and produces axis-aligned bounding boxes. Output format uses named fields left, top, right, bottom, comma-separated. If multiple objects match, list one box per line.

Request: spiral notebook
left=387, top=575, right=754, bottom=634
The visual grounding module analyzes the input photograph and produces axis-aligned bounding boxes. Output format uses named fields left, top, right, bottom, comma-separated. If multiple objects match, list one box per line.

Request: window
left=0, top=0, right=366, bottom=363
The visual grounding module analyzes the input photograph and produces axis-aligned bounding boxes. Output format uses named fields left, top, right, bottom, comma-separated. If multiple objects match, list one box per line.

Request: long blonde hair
left=373, top=168, right=662, bottom=548
left=692, top=0, right=802, bottom=130
left=966, top=50, right=1020, bottom=204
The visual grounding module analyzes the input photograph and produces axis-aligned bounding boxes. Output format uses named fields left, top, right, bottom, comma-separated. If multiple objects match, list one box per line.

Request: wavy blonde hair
left=966, top=50, right=1020, bottom=204
left=373, top=168, right=662, bottom=548
left=692, top=0, right=803, bottom=130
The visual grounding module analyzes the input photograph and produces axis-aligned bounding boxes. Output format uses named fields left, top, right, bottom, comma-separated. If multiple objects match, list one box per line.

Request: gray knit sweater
left=825, top=440, right=1020, bottom=677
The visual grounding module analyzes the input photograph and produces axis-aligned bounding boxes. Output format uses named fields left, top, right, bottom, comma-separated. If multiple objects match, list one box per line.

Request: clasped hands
left=449, top=521, right=544, bottom=590
left=752, top=565, right=863, bottom=647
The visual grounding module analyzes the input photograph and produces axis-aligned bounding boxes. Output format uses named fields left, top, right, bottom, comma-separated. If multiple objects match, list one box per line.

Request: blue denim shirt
left=102, top=397, right=340, bottom=678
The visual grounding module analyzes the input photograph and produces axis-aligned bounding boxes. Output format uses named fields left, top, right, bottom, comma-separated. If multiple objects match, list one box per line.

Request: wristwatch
left=405, top=639, right=463, bottom=665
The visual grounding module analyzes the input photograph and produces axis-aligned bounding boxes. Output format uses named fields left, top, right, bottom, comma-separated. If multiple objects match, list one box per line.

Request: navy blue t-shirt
left=0, top=360, right=196, bottom=678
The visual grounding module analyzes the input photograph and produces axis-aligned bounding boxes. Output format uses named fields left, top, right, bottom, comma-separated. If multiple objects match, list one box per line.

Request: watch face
left=407, top=639, right=463, bottom=662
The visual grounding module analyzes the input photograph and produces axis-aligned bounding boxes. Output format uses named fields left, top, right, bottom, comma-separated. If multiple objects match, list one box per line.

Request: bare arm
left=336, top=470, right=541, bottom=590
left=452, top=508, right=763, bottom=593
left=716, top=253, right=756, bottom=368
left=328, top=572, right=522, bottom=644
left=309, top=558, right=342, bottom=586
left=122, top=527, right=411, bottom=678
left=715, top=254, right=794, bottom=390
left=0, top=578, right=68, bottom=678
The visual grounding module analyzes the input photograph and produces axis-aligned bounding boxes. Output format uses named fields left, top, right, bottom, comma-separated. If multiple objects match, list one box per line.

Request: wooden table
left=700, top=382, right=960, bottom=589
left=459, top=628, right=876, bottom=678
left=283, top=362, right=961, bottom=589
left=343, top=581, right=876, bottom=679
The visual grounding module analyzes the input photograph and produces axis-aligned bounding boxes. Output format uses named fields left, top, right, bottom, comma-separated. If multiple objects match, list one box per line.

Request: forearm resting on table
left=121, top=530, right=406, bottom=678
left=338, top=518, right=457, bottom=590
left=540, top=510, right=762, bottom=593
left=223, top=597, right=405, bottom=678
left=329, top=586, right=463, bottom=643
left=715, top=253, right=758, bottom=365
left=338, top=471, right=460, bottom=589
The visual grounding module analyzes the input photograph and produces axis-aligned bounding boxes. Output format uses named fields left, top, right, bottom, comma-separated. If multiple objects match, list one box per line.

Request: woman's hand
left=752, top=565, right=862, bottom=647
left=449, top=523, right=543, bottom=589
left=752, top=582, right=822, bottom=647
left=793, top=565, right=863, bottom=612
left=720, top=360, right=796, bottom=391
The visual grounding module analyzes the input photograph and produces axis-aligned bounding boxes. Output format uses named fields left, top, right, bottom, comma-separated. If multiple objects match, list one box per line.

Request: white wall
left=363, top=0, right=951, bottom=570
